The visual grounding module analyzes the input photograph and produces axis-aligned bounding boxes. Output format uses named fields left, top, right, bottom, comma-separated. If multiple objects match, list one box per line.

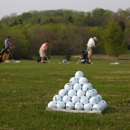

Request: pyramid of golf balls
left=47, top=71, right=107, bottom=111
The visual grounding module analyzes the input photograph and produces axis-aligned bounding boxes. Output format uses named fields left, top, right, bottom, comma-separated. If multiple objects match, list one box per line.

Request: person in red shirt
left=39, top=41, right=49, bottom=63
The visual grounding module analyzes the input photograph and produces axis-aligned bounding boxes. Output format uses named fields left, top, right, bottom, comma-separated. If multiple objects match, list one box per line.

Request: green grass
left=0, top=56, right=130, bottom=130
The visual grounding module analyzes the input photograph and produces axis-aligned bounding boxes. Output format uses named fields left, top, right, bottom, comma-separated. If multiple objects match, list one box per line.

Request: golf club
left=45, top=55, right=50, bottom=63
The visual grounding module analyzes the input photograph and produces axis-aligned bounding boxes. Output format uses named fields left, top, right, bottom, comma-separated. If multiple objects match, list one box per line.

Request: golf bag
left=0, top=46, right=9, bottom=63
left=37, top=57, right=41, bottom=62
left=80, top=49, right=88, bottom=64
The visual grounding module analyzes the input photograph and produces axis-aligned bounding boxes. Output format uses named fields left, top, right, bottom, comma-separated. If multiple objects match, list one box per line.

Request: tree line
left=0, top=8, right=130, bottom=60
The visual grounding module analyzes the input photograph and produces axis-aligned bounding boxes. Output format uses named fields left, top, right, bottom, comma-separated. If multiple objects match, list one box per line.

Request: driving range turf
left=0, top=56, right=130, bottom=130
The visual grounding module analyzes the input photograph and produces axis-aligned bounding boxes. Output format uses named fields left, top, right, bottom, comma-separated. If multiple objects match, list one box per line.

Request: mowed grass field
left=0, top=56, right=130, bottom=130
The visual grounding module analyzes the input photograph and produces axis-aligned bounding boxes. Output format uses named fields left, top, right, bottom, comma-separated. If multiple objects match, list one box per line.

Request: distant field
left=0, top=56, right=130, bottom=130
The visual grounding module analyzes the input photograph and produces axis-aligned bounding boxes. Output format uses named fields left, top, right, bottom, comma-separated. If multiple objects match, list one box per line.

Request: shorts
left=39, top=50, right=46, bottom=57
left=87, top=47, right=92, bottom=55
left=2, top=53, right=8, bottom=61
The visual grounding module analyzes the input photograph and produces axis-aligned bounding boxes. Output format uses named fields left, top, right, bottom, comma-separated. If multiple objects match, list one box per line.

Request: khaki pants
left=39, top=50, right=46, bottom=57
left=87, top=47, right=92, bottom=58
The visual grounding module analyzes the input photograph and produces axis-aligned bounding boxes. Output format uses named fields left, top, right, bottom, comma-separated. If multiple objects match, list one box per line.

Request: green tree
left=76, top=26, right=90, bottom=50
left=124, top=28, right=130, bottom=49
left=89, top=27, right=104, bottom=54
left=102, top=21, right=127, bottom=59
left=60, top=25, right=78, bottom=60
left=91, top=8, right=106, bottom=26
left=119, top=20, right=126, bottom=32
left=9, top=26, right=29, bottom=59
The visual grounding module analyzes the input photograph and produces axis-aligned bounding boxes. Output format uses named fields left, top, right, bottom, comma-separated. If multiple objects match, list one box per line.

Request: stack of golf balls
left=47, top=71, right=107, bottom=111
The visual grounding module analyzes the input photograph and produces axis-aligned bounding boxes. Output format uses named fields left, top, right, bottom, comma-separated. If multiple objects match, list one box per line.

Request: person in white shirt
left=86, top=37, right=98, bottom=64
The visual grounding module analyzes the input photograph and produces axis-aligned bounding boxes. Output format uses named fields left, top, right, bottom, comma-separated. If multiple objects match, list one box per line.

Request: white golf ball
left=71, top=96, right=80, bottom=104
left=16, top=60, right=21, bottom=63
left=66, top=102, right=75, bottom=110
left=84, top=103, right=93, bottom=111
left=53, top=95, right=62, bottom=102
left=79, top=77, right=88, bottom=85
left=89, top=96, right=99, bottom=105
left=82, top=83, right=92, bottom=92
left=87, top=83, right=93, bottom=88
left=69, top=77, right=78, bottom=84
left=64, top=83, right=72, bottom=91
left=75, top=102, right=84, bottom=110
left=57, top=101, right=65, bottom=109
left=68, top=89, right=77, bottom=97
left=77, top=90, right=85, bottom=97
left=86, top=89, right=97, bottom=98
left=62, top=95, right=71, bottom=103
left=98, top=100, right=107, bottom=109
left=48, top=101, right=57, bottom=108
left=93, top=104, right=101, bottom=111
left=59, top=89, right=68, bottom=97
left=96, top=94, right=102, bottom=101
left=80, top=96, right=89, bottom=104
left=75, top=71, right=84, bottom=79
left=73, top=83, right=81, bottom=91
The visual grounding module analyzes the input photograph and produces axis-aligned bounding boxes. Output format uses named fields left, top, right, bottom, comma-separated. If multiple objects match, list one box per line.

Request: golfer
left=39, top=41, right=49, bottom=63
left=4, top=36, right=15, bottom=62
left=86, top=37, right=98, bottom=64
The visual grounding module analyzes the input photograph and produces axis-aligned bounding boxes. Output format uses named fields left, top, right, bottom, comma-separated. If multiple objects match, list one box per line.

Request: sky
left=0, top=0, right=129, bottom=19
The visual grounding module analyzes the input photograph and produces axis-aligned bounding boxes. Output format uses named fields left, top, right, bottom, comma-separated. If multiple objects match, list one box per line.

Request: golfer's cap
left=93, top=37, right=98, bottom=41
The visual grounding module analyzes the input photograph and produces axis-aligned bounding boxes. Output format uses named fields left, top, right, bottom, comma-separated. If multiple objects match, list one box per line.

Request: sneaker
left=86, top=61, right=91, bottom=64
left=5, top=60, right=10, bottom=63
left=41, top=61, right=46, bottom=63
left=86, top=59, right=91, bottom=64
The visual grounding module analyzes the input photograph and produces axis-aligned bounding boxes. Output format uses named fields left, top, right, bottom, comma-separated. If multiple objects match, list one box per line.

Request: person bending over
left=39, top=41, right=49, bottom=63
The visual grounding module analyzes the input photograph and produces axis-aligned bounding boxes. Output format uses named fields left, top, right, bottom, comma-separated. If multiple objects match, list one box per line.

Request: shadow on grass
left=104, top=106, right=119, bottom=114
